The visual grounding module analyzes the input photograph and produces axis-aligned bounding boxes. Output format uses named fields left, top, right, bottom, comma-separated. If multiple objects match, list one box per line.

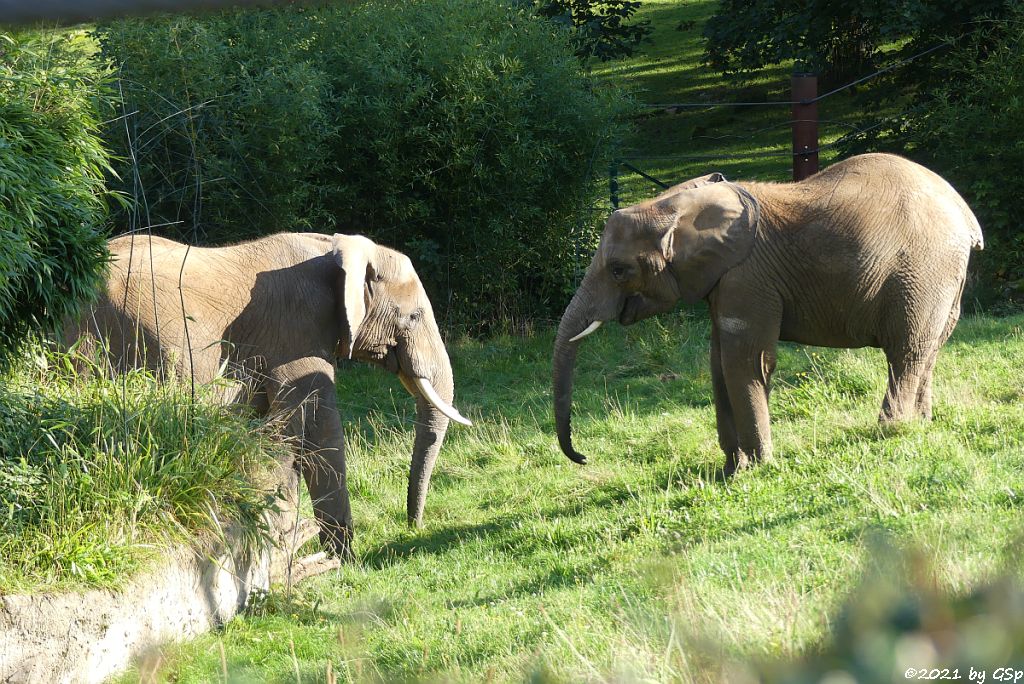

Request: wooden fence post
left=791, top=73, right=819, bottom=181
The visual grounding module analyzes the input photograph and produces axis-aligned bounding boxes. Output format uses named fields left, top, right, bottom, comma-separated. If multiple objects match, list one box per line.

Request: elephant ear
left=658, top=182, right=759, bottom=303
left=331, top=234, right=377, bottom=359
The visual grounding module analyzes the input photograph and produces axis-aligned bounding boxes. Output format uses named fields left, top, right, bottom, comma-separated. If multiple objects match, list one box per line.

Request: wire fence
left=610, top=41, right=949, bottom=208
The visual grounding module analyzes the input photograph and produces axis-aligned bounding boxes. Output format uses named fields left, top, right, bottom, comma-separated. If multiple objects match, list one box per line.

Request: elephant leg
left=916, top=285, right=963, bottom=420
left=710, top=324, right=740, bottom=472
left=914, top=349, right=939, bottom=420
left=267, top=357, right=354, bottom=560
left=719, top=331, right=777, bottom=471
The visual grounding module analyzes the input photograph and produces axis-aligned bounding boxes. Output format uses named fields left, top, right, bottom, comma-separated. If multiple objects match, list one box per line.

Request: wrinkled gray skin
left=554, top=154, right=983, bottom=474
left=64, top=232, right=470, bottom=559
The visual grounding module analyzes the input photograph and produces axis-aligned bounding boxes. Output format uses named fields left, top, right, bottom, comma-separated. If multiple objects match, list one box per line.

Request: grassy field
left=99, top=1, right=1021, bottom=681
left=125, top=310, right=1024, bottom=681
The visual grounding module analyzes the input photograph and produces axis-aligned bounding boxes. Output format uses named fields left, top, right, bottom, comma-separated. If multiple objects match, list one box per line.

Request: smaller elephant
left=64, top=232, right=471, bottom=558
left=553, top=153, right=983, bottom=473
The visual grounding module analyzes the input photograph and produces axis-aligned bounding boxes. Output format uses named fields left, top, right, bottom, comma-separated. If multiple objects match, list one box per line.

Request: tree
left=534, top=0, right=651, bottom=61
left=702, top=0, right=1017, bottom=82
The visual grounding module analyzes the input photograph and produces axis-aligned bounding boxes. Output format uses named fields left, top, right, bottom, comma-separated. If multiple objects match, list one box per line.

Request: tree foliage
left=0, top=31, right=116, bottom=369
left=533, top=0, right=651, bottom=61
left=99, top=0, right=628, bottom=332
left=702, top=0, right=1018, bottom=80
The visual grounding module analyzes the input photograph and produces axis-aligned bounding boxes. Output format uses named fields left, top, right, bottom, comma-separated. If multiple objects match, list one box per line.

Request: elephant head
left=331, top=235, right=470, bottom=527
left=552, top=174, right=759, bottom=464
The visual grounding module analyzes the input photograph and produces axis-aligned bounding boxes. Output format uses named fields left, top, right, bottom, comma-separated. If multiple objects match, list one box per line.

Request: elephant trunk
left=553, top=290, right=596, bottom=465
left=406, top=343, right=454, bottom=528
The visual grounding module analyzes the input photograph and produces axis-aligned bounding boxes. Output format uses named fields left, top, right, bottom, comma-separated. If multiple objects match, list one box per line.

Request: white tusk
left=569, top=320, right=602, bottom=342
left=413, top=377, right=473, bottom=427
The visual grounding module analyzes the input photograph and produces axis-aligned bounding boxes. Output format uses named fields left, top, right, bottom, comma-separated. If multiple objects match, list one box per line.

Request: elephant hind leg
left=913, top=350, right=939, bottom=420
left=914, top=284, right=964, bottom=420
left=880, top=345, right=931, bottom=423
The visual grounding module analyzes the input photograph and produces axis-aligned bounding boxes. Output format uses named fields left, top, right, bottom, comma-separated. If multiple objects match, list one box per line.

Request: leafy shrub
left=0, top=31, right=117, bottom=371
left=98, top=11, right=335, bottom=243
left=754, top=541, right=1024, bottom=682
left=99, top=0, right=628, bottom=332
left=0, top=348, right=283, bottom=591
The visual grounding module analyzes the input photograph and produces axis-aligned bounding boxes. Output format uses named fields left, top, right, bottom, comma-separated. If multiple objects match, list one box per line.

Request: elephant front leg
left=269, top=358, right=355, bottom=561
left=710, top=325, right=742, bottom=473
left=299, top=437, right=354, bottom=561
left=719, top=330, right=777, bottom=469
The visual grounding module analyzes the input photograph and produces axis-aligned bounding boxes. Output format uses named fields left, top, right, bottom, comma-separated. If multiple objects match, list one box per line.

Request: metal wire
left=0, top=0, right=301, bottom=25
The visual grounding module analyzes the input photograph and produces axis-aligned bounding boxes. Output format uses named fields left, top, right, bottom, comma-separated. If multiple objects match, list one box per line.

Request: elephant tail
left=959, top=194, right=984, bottom=251
left=970, top=227, right=984, bottom=251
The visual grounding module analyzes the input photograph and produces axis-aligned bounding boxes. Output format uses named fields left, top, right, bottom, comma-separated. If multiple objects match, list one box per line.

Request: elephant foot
left=275, top=552, right=343, bottom=589
left=269, top=518, right=346, bottom=583
left=320, top=528, right=355, bottom=563
left=722, top=451, right=750, bottom=477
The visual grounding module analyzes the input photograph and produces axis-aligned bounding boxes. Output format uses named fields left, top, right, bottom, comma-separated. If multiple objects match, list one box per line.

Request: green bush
left=99, top=0, right=627, bottom=332
left=0, top=348, right=283, bottom=591
left=0, top=31, right=117, bottom=371
left=98, top=11, right=335, bottom=242
left=532, top=0, right=651, bottom=61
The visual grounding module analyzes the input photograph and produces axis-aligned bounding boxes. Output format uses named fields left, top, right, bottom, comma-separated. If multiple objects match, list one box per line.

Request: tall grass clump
left=0, top=348, right=285, bottom=592
left=98, top=0, right=629, bottom=332
left=0, top=30, right=119, bottom=370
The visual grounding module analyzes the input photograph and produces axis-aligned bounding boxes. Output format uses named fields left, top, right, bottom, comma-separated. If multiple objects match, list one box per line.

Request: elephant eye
left=611, top=265, right=628, bottom=280
left=410, top=309, right=423, bottom=323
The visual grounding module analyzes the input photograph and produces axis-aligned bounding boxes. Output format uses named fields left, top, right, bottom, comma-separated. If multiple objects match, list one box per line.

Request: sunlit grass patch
left=122, top=312, right=1024, bottom=682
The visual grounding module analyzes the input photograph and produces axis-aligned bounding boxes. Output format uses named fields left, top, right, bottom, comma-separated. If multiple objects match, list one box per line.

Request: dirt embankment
left=0, top=467, right=338, bottom=684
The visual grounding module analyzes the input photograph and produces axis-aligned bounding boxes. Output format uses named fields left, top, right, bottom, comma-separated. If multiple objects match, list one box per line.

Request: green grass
left=124, top=312, right=1024, bottom=681
left=0, top=348, right=284, bottom=592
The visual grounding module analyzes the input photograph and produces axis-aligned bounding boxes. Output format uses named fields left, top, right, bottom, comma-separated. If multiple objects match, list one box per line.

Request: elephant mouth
left=353, top=345, right=400, bottom=373
left=381, top=347, right=400, bottom=373
left=619, top=294, right=642, bottom=326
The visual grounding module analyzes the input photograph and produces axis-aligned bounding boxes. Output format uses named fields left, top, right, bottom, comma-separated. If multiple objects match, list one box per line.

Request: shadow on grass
left=359, top=518, right=512, bottom=570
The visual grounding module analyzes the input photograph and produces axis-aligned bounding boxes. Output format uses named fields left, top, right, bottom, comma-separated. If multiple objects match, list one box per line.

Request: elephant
left=553, top=153, right=983, bottom=474
left=63, top=231, right=472, bottom=558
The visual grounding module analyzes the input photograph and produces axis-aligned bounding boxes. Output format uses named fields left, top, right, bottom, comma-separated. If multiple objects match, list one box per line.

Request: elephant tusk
left=413, top=377, right=473, bottom=427
left=568, top=320, right=602, bottom=342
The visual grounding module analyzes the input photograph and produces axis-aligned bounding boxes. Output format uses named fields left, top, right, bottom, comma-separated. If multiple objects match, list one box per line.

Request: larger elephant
left=64, top=232, right=471, bottom=558
left=554, top=153, right=983, bottom=473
